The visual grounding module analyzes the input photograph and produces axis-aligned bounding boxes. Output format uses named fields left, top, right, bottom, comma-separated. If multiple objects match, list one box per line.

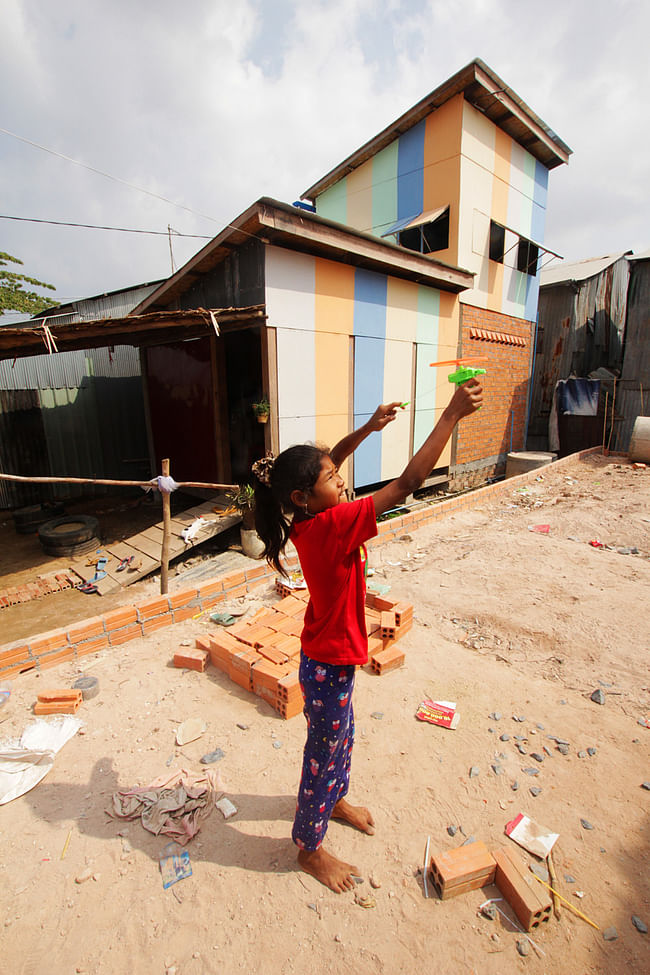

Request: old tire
left=38, top=516, right=101, bottom=556
left=13, top=502, right=66, bottom=534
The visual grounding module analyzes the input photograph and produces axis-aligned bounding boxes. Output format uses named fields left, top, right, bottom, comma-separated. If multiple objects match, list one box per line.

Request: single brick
left=245, top=565, right=269, bottom=581
left=29, top=631, right=69, bottom=655
left=201, top=592, right=227, bottom=609
left=493, top=847, right=552, bottom=931
left=367, top=635, right=384, bottom=657
left=196, top=579, right=224, bottom=598
left=168, top=588, right=199, bottom=610
left=277, top=670, right=301, bottom=701
left=429, top=841, right=496, bottom=900
left=380, top=611, right=397, bottom=640
left=273, top=595, right=306, bottom=617
left=371, top=645, right=405, bottom=675
left=136, top=596, right=171, bottom=621
left=0, top=643, right=30, bottom=666
left=102, top=606, right=138, bottom=630
left=277, top=696, right=303, bottom=719
left=38, top=647, right=76, bottom=669
left=109, top=623, right=143, bottom=646
left=142, top=613, right=173, bottom=634
left=257, top=643, right=290, bottom=666
left=174, top=648, right=209, bottom=672
left=172, top=606, right=199, bottom=623
left=221, top=570, right=246, bottom=590
left=75, top=636, right=110, bottom=657
left=67, top=617, right=106, bottom=643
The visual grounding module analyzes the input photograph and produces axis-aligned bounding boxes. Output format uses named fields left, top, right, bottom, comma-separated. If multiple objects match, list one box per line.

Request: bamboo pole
left=160, top=458, right=171, bottom=595
left=546, top=850, right=561, bottom=920
left=602, top=391, right=609, bottom=454
left=0, top=473, right=238, bottom=491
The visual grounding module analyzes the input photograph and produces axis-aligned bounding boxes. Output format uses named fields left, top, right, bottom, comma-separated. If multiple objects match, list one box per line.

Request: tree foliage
left=0, top=251, right=58, bottom=315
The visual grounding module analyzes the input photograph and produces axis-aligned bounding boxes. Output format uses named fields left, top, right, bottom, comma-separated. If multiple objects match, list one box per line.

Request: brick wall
left=451, top=305, right=534, bottom=490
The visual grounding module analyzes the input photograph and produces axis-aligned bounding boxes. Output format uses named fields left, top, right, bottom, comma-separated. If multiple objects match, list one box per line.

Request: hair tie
left=251, top=451, right=275, bottom=486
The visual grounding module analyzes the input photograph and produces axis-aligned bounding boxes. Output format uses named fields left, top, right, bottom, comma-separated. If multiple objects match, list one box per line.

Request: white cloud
left=1, top=0, right=648, bottom=312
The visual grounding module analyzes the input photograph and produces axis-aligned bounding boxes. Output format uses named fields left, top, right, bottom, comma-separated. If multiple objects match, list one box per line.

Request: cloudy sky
left=2, top=0, right=648, bottom=318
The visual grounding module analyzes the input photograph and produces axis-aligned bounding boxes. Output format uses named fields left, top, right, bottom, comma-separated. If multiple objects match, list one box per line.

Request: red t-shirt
left=290, top=496, right=378, bottom=666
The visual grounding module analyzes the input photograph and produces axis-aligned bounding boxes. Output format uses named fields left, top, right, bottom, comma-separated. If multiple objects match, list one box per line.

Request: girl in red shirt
left=252, top=381, right=482, bottom=893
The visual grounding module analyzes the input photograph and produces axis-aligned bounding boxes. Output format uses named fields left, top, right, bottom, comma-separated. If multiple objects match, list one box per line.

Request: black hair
left=253, top=444, right=328, bottom=576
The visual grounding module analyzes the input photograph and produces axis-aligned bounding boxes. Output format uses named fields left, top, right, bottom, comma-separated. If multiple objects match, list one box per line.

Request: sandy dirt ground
left=0, top=453, right=648, bottom=975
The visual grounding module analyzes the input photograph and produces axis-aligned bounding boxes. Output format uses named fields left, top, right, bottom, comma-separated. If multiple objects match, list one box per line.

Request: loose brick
left=493, top=847, right=552, bottom=931
left=174, top=647, right=209, bottom=672
left=273, top=595, right=306, bottom=617
left=257, top=643, right=289, bottom=666
left=367, top=635, right=384, bottom=657
left=429, top=841, right=496, bottom=900
left=371, top=645, right=405, bottom=675
left=278, top=670, right=301, bottom=701
left=34, top=688, right=82, bottom=715
left=380, top=611, right=397, bottom=640
left=197, top=579, right=224, bottom=598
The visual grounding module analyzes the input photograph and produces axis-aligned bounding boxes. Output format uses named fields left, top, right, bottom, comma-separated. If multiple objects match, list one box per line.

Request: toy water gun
left=429, top=356, right=487, bottom=386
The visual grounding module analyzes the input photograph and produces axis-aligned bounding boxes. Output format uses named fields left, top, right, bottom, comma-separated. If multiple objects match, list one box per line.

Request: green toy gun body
left=448, top=366, right=486, bottom=386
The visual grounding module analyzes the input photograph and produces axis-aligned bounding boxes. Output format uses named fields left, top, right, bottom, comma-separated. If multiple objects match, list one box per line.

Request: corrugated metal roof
left=628, top=247, right=650, bottom=263
left=540, top=253, right=631, bottom=287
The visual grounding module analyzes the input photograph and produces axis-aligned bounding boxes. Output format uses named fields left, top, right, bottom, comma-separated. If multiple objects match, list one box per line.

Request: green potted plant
left=225, top=483, right=264, bottom=558
left=252, top=397, right=270, bottom=423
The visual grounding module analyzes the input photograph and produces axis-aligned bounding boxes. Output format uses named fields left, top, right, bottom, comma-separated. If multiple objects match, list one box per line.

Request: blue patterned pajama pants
left=291, top=652, right=356, bottom=851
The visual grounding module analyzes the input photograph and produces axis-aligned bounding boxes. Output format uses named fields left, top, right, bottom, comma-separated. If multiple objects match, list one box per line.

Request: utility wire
left=0, top=214, right=212, bottom=238
left=0, top=126, right=222, bottom=224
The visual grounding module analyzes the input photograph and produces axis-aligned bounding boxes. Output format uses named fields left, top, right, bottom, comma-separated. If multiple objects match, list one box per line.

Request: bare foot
left=331, top=797, right=375, bottom=835
left=297, top=846, right=360, bottom=893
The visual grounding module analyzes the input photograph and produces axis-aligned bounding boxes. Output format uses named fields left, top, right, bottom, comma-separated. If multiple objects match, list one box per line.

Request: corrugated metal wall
left=0, top=347, right=149, bottom=509
left=527, top=257, right=630, bottom=449
left=616, top=257, right=650, bottom=450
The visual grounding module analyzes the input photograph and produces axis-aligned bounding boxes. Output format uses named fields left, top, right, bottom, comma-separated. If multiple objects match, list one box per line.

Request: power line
left=0, top=126, right=222, bottom=224
left=0, top=214, right=212, bottom=238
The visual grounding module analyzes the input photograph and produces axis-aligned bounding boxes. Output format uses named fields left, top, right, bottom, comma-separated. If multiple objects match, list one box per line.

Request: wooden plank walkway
left=69, top=496, right=241, bottom=595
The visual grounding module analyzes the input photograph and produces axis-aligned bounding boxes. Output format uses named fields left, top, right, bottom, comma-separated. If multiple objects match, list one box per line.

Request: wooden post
left=160, top=458, right=171, bottom=595
left=602, top=391, right=609, bottom=454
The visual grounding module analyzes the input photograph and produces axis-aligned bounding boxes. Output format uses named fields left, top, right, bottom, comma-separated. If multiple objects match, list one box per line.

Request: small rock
left=564, top=874, right=576, bottom=883
left=631, top=915, right=647, bottom=934
left=447, top=825, right=458, bottom=837
left=578, top=750, right=587, bottom=759
left=75, top=869, right=92, bottom=885
left=530, top=786, right=542, bottom=797
left=642, top=782, right=650, bottom=791
left=481, top=902, right=497, bottom=920
left=529, top=862, right=549, bottom=883
left=499, top=733, right=510, bottom=742
left=603, top=926, right=618, bottom=941
left=516, top=744, right=527, bottom=755
left=354, top=893, right=376, bottom=909
left=334, top=934, right=342, bottom=943
left=555, top=737, right=570, bottom=746
left=587, top=747, right=597, bottom=757
left=590, top=689, right=606, bottom=705
left=370, top=712, right=383, bottom=720
left=272, top=741, right=283, bottom=749
left=487, top=727, right=495, bottom=734
left=543, top=745, right=553, bottom=757
left=200, top=748, right=225, bottom=765
left=489, top=711, right=502, bottom=721
left=557, top=743, right=570, bottom=756
left=369, top=875, right=381, bottom=889
left=516, top=938, right=529, bottom=956
left=523, top=767, right=539, bottom=776
left=580, top=818, right=594, bottom=830
left=236, top=723, right=249, bottom=731
left=469, top=766, right=480, bottom=779
left=511, top=780, right=519, bottom=792
left=492, top=764, right=504, bottom=776
left=490, top=932, right=500, bottom=943
left=531, top=753, right=544, bottom=763
left=536, top=723, right=544, bottom=730
left=529, top=728, right=537, bottom=736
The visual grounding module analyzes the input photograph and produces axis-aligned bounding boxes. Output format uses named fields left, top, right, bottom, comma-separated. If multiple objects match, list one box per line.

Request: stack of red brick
left=174, top=584, right=414, bottom=719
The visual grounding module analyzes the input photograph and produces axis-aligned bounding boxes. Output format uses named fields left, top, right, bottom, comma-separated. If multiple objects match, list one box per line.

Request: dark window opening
left=517, top=238, right=539, bottom=276
left=489, top=220, right=505, bottom=263
left=398, top=209, right=449, bottom=254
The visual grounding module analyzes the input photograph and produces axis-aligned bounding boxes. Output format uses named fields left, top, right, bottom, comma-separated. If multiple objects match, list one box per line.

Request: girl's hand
left=446, top=379, right=483, bottom=421
left=367, top=402, right=402, bottom=432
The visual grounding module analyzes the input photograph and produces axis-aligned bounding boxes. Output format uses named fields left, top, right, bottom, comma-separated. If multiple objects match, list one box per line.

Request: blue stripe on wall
left=531, top=160, right=548, bottom=243
left=397, top=120, right=425, bottom=221
left=353, top=268, right=387, bottom=338
left=524, top=274, right=540, bottom=322
left=354, top=336, right=384, bottom=486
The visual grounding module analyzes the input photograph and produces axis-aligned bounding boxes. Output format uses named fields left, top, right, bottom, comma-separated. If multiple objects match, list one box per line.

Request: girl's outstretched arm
left=329, top=402, right=402, bottom=469
left=372, top=380, right=483, bottom=517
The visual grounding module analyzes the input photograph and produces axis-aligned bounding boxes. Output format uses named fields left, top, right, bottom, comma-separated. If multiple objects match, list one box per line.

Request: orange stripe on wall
left=423, top=94, right=463, bottom=265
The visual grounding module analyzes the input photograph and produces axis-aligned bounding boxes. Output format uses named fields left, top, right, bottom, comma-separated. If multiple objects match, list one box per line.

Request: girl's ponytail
left=251, top=444, right=327, bottom=576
